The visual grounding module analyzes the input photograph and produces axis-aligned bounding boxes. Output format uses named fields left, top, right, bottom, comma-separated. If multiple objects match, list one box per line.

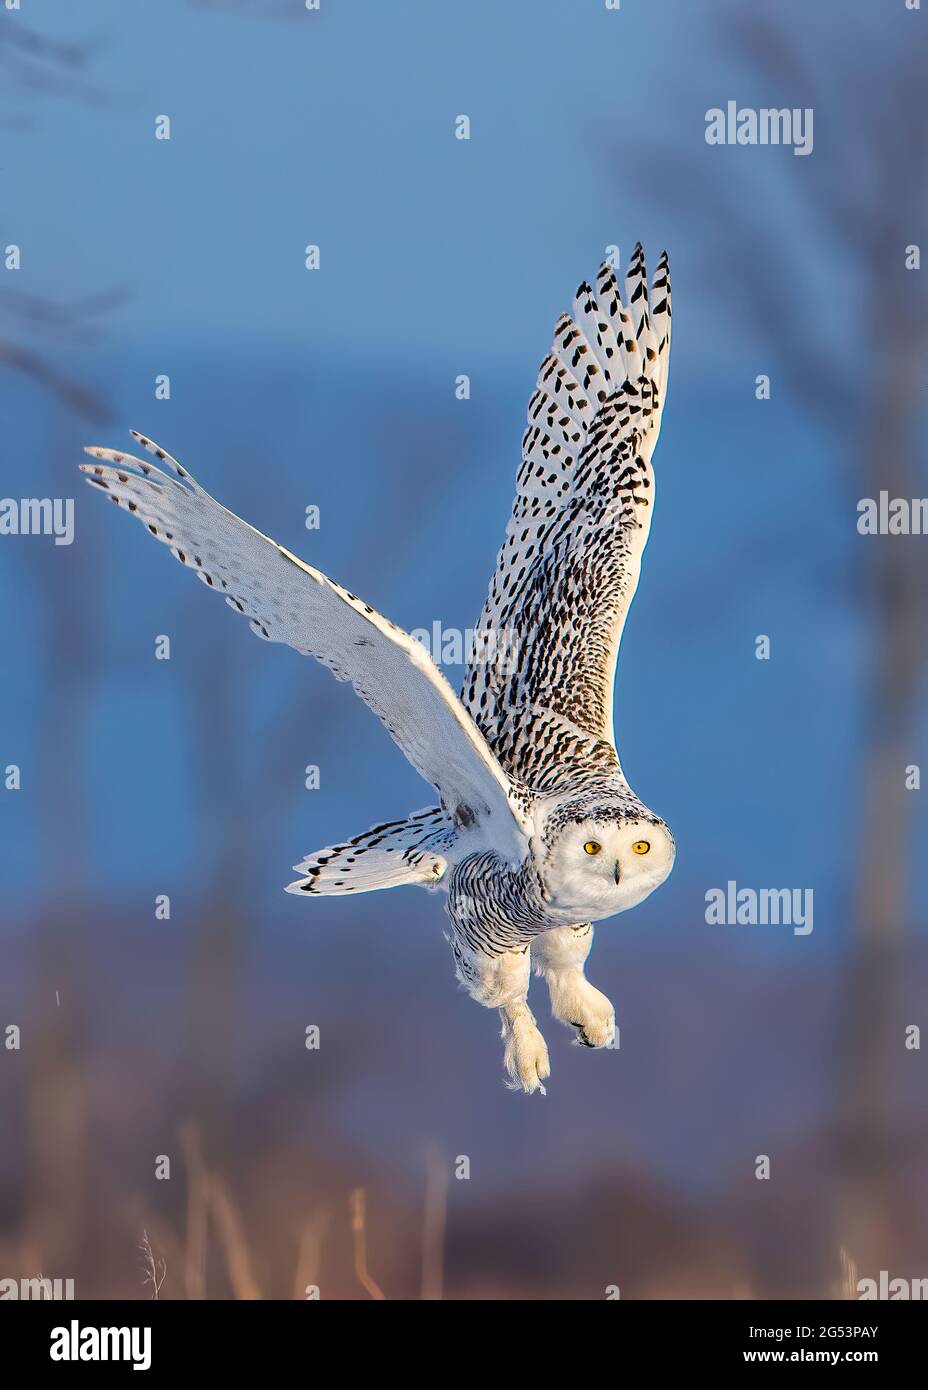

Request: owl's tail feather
left=285, top=805, right=452, bottom=897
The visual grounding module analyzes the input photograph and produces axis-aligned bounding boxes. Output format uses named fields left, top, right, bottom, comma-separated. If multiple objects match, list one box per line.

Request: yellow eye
left=632, top=840, right=651, bottom=855
left=583, top=840, right=602, bottom=856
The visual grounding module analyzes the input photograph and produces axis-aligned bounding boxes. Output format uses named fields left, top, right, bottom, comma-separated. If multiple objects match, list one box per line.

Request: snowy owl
left=81, top=243, right=674, bottom=1094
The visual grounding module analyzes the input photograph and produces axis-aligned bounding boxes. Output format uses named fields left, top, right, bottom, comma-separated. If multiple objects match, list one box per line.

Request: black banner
left=1, top=1300, right=923, bottom=1375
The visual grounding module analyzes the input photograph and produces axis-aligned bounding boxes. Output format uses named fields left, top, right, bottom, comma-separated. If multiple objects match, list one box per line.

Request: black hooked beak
left=613, top=860, right=621, bottom=885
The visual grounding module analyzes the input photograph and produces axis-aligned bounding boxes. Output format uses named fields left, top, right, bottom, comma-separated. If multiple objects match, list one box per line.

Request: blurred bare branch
left=1, top=18, right=88, bottom=69
left=0, top=340, right=112, bottom=422
left=2, top=16, right=117, bottom=419
left=0, top=17, right=107, bottom=118
left=0, top=285, right=129, bottom=342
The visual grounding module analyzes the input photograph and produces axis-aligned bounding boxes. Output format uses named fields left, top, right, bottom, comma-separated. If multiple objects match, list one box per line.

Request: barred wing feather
left=80, top=433, right=530, bottom=849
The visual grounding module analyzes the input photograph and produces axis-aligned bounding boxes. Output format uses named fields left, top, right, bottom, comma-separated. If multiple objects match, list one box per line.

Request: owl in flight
left=82, top=244, right=674, bottom=1094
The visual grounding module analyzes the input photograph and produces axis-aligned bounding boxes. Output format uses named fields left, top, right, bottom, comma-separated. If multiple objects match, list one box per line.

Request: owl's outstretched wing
left=80, top=433, right=530, bottom=849
left=461, top=246, right=671, bottom=792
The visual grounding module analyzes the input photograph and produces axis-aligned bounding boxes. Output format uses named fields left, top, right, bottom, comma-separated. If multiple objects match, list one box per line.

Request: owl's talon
left=500, top=1002, right=551, bottom=1094
left=533, top=933, right=617, bottom=1050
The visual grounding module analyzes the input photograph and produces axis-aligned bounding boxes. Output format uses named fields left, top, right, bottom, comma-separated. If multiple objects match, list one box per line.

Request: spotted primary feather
left=462, top=246, right=671, bottom=790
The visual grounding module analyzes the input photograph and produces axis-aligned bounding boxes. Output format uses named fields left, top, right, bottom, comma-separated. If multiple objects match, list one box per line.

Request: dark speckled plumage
left=79, top=249, right=673, bottom=1007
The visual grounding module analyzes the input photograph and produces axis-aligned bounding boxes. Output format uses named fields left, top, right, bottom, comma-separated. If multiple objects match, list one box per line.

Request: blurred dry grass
left=2, top=944, right=925, bottom=1302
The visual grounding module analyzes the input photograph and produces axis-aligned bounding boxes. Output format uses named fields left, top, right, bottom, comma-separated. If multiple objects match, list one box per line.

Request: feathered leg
left=531, top=924, right=615, bottom=1049
left=448, top=932, right=550, bottom=1094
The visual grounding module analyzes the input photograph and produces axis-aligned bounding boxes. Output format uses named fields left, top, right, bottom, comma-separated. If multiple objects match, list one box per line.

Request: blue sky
left=8, top=0, right=861, bottom=369
left=2, top=0, right=916, bottom=954
left=1, top=0, right=923, bottom=1192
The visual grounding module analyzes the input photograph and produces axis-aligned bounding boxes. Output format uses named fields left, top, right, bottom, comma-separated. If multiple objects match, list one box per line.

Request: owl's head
left=539, top=801, right=675, bottom=920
